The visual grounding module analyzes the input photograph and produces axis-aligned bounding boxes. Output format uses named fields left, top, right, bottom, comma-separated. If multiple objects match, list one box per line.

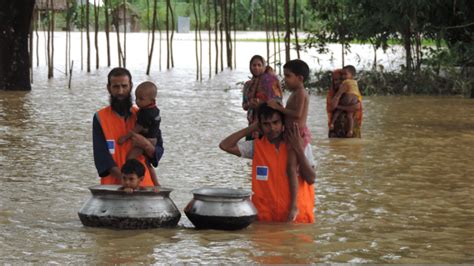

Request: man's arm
left=131, top=130, right=164, bottom=167
left=287, top=123, right=316, bottom=184
left=92, top=113, right=121, bottom=181
left=268, top=89, right=306, bottom=120
left=219, top=123, right=258, bottom=156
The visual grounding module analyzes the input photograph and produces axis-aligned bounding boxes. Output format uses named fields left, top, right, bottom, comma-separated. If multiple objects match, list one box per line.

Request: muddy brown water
left=1, top=66, right=473, bottom=263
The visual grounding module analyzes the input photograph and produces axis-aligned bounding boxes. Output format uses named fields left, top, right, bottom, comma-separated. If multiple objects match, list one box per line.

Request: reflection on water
left=1, top=67, right=473, bottom=263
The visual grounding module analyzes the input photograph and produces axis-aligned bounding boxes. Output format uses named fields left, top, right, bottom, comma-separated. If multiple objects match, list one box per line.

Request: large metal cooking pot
left=184, top=187, right=257, bottom=230
left=78, top=185, right=181, bottom=229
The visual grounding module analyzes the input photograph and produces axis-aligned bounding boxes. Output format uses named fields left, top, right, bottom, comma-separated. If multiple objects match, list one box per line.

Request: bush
left=308, top=68, right=474, bottom=96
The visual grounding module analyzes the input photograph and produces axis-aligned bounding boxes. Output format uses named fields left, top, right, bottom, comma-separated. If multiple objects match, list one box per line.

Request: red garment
left=96, top=106, right=154, bottom=186
left=252, top=137, right=315, bottom=223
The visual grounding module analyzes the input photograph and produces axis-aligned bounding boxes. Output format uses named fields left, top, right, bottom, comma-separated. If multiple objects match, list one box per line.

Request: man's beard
left=110, top=94, right=132, bottom=116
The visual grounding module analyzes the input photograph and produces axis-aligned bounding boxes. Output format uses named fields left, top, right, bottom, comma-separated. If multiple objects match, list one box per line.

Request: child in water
left=120, top=159, right=147, bottom=193
left=268, top=59, right=312, bottom=222
left=118, top=81, right=161, bottom=186
left=329, top=65, right=362, bottom=137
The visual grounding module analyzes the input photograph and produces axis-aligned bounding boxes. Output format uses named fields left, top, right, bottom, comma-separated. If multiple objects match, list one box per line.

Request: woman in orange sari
left=326, top=69, right=363, bottom=138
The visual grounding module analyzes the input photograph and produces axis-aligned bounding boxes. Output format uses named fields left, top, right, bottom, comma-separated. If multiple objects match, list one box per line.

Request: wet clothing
left=92, top=106, right=164, bottom=186
left=327, top=70, right=363, bottom=138
left=300, top=125, right=312, bottom=148
left=342, top=79, right=362, bottom=102
left=136, top=103, right=161, bottom=139
left=242, top=72, right=283, bottom=125
left=238, top=137, right=315, bottom=223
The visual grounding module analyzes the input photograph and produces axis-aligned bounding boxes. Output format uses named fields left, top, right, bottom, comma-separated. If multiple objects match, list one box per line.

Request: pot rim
left=89, top=184, right=173, bottom=196
left=191, top=187, right=252, bottom=198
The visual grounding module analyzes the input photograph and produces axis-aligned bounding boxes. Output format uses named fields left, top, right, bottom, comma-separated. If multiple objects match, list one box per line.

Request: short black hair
left=256, top=102, right=284, bottom=124
left=283, top=59, right=310, bottom=82
left=121, top=159, right=145, bottom=178
left=107, top=67, right=132, bottom=86
left=343, top=65, right=356, bottom=76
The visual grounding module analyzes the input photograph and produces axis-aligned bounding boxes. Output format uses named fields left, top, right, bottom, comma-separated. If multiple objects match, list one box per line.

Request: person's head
left=107, top=67, right=133, bottom=114
left=331, top=69, right=344, bottom=90
left=283, top=59, right=310, bottom=91
left=342, top=65, right=356, bottom=80
left=135, top=81, right=157, bottom=108
left=121, top=159, right=145, bottom=190
left=256, top=102, right=285, bottom=142
left=249, top=55, right=266, bottom=77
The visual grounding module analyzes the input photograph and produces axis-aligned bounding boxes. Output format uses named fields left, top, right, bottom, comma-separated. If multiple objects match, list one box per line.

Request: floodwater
left=1, top=33, right=474, bottom=263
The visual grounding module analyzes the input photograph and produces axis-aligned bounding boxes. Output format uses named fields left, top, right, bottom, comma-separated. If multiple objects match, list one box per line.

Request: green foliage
left=308, top=68, right=473, bottom=96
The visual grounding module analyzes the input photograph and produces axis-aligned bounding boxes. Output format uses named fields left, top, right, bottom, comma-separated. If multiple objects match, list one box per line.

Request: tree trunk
left=284, top=0, right=291, bottom=63
left=0, top=0, right=34, bottom=90
left=193, top=0, right=200, bottom=80
left=198, top=0, right=203, bottom=80
left=214, top=0, right=219, bottom=74
left=123, top=0, right=127, bottom=68
left=104, top=0, right=111, bottom=67
left=146, top=0, right=158, bottom=75
left=207, top=0, right=212, bottom=78
left=275, top=0, right=282, bottom=74
left=86, top=0, right=91, bottom=72
left=169, top=1, right=175, bottom=67
left=166, top=0, right=170, bottom=69
left=94, top=0, right=99, bottom=69
left=293, top=0, right=300, bottom=59
left=264, top=0, right=270, bottom=63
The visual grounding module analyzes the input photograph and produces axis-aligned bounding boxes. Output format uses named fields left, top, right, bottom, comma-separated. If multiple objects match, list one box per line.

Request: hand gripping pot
left=78, top=185, right=181, bottom=229
left=184, top=187, right=257, bottom=230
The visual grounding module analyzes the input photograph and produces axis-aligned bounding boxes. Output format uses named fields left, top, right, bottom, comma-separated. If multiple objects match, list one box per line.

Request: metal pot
left=78, top=185, right=181, bottom=229
left=184, top=187, right=257, bottom=230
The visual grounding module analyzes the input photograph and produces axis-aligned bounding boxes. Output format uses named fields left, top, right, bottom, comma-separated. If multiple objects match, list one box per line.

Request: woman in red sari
left=326, top=69, right=363, bottom=138
left=242, top=55, right=282, bottom=139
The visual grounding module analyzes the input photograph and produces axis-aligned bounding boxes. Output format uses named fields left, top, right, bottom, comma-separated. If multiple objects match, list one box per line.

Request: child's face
left=250, top=59, right=265, bottom=77
left=122, top=173, right=143, bottom=190
left=342, top=70, right=353, bottom=80
left=135, top=89, right=154, bottom=108
left=283, top=68, right=303, bottom=91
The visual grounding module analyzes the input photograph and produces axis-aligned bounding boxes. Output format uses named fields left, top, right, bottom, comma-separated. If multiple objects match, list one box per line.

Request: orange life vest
left=252, top=137, right=315, bottom=223
left=96, top=106, right=154, bottom=186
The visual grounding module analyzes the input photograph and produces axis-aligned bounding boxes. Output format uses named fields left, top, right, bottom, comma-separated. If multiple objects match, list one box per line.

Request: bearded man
left=92, top=67, right=164, bottom=185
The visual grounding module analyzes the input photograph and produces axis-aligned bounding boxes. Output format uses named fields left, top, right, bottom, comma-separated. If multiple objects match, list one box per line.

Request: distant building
left=177, top=16, right=190, bottom=33
left=111, top=2, right=141, bottom=32
left=34, top=0, right=69, bottom=11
